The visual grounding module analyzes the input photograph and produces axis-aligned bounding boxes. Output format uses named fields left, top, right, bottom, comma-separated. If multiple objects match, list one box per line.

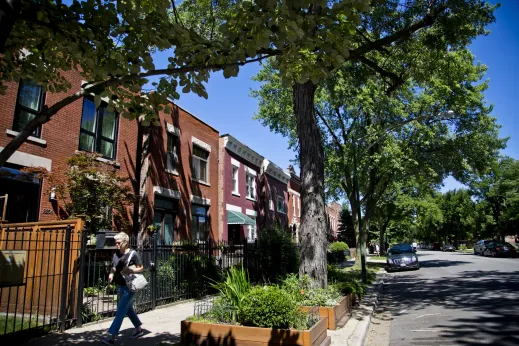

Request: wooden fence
left=0, top=218, right=85, bottom=335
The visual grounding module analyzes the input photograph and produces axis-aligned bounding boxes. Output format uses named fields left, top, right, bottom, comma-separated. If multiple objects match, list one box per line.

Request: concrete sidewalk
left=21, top=299, right=197, bottom=346
left=19, top=268, right=384, bottom=346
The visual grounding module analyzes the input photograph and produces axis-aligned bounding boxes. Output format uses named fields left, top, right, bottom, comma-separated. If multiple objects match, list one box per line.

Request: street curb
left=358, top=270, right=386, bottom=346
left=338, top=269, right=385, bottom=346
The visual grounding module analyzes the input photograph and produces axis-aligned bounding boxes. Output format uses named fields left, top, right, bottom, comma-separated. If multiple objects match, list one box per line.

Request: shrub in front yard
left=281, top=274, right=343, bottom=307
left=257, top=225, right=299, bottom=282
left=238, top=286, right=306, bottom=329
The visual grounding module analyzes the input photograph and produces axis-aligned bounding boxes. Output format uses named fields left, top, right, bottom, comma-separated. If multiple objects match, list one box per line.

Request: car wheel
left=492, top=250, right=496, bottom=258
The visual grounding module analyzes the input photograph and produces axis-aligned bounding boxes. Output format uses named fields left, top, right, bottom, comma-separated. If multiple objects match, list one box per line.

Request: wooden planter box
left=181, top=317, right=330, bottom=346
left=301, top=295, right=353, bottom=330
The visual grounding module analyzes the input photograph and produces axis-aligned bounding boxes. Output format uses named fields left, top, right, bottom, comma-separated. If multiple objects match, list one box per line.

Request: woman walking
left=101, top=232, right=145, bottom=345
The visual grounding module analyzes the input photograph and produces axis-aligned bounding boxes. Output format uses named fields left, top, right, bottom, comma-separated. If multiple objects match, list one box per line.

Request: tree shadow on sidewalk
left=384, top=270, right=519, bottom=346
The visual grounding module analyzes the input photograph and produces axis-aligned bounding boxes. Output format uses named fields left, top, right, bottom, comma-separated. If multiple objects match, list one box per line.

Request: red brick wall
left=0, top=71, right=138, bottom=226
left=144, top=104, right=219, bottom=242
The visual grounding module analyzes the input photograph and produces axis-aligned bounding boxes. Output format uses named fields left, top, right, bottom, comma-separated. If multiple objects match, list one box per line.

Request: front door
left=228, top=224, right=241, bottom=244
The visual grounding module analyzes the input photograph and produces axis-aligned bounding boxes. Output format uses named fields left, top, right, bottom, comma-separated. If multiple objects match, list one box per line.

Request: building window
left=277, top=195, right=285, bottom=213
left=0, top=165, right=41, bottom=223
left=191, top=205, right=208, bottom=241
left=298, top=197, right=301, bottom=217
left=246, top=173, right=255, bottom=199
left=166, top=132, right=179, bottom=172
left=232, top=166, right=239, bottom=195
left=153, top=195, right=178, bottom=245
left=192, top=145, right=209, bottom=183
left=292, top=195, right=296, bottom=215
left=13, top=79, right=45, bottom=137
left=247, top=221, right=256, bottom=242
left=79, top=98, right=118, bottom=159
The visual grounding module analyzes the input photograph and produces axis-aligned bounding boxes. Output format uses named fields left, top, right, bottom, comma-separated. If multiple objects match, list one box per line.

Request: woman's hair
left=114, top=232, right=130, bottom=247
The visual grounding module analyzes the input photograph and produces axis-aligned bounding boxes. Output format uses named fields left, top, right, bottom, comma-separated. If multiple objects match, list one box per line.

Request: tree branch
left=0, top=54, right=273, bottom=167
left=315, top=108, right=343, bottom=155
left=358, top=56, right=405, bottom=94
left=347, top=3, right=447, bottom=60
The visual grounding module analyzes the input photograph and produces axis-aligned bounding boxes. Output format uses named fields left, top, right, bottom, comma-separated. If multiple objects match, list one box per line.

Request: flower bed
left=300, top=294, right=354, bottom=330
left=181, top=316, right=330, bottom=346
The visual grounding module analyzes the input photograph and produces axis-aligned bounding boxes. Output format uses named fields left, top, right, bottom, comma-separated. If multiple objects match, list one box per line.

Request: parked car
left=442, top=244, right=455, bottom=252
left=432, top=242, right=441, bottom=251
left=386, top=243, right=419, bottom=272
left=483, top=241, right=517, bottom=257
left=474, top=239, right=492, bottom=256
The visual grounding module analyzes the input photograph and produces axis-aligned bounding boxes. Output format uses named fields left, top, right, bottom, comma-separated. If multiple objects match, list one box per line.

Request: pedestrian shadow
left=17, top=328, right=180, bottom=346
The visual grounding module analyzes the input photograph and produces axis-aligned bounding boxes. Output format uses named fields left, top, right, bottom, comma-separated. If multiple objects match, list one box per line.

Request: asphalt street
left=380, top=250, right=519, bottom=346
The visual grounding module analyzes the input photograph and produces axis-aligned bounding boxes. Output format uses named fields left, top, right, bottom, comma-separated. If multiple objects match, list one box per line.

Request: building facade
left=218, top=134, right=264, bottom=242
left=0, top=72, right=138, bottom=226
left=327, top=201, right=342, bottom=240
left=262, top=159, right=291, bottom=230
left=286, top=165, right=302, bottom=243
left=139, top=103, right=220, bottom=243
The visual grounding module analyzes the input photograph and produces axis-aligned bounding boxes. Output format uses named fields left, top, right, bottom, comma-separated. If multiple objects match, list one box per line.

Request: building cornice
left=263, top=159, right=290, bottom=184
left=221, top=135, right=264, bottom=168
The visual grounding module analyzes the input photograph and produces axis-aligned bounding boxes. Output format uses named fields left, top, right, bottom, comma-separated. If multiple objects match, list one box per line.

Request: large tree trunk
left=293, top=81, right=328, bottom=289
left=0, top=0, right=20, bottom=52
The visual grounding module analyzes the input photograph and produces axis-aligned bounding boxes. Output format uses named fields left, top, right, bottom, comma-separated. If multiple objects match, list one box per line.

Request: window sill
left=95, top=156, right=121, bottom=168
left=6, top=129, right=47, bottom=146
left=166, top=169, right=179, bottom=176
left=246, top=196, right=256, bottom=202
left=232, top=192, right=240, bottom=197
left=192, top=178, right=210, bottom=187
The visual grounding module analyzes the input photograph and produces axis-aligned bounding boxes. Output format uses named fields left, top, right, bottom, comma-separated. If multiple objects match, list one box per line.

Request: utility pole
left=352, top=140, right=367, bottom=283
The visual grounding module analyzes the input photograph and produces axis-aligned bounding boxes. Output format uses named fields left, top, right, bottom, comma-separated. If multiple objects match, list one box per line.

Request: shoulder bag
left=124, top=250, right=148, bottom=292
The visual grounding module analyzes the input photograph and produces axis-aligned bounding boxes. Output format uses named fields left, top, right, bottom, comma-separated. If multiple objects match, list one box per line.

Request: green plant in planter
left=238, top=286, right=307, bottom=330
left=210, top=265, right=251, bottom=308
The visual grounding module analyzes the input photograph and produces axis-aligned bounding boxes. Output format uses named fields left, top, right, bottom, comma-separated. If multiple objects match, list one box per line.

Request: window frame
left=247, top=220, right=257, bottom=242
left=166, top=132, right=179, bottom=173
left=245, top=173, right=256, bottom=200
left=191, top=204, right=208, bottom=241
left=79, top=98, right=119, bottom=160
left=232, top=165, right=240, bottom=195
left=192, top=144, right=209, bottom=184
left=13, top=79, right=46, bottom=138
left=277, top=195, right=285, bottom=214
left=153, top=195, right=178, bottom=245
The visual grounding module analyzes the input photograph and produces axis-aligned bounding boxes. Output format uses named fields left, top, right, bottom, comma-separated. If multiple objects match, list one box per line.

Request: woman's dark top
left=112, top=250, right=143, bottom=286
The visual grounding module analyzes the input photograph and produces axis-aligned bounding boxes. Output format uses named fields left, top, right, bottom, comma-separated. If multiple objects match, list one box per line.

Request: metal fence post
left=59, top=225, right=72, bottom=332
left=75, top=227, right=88, bottom=327
left=151, top=232, right=157, bottom=310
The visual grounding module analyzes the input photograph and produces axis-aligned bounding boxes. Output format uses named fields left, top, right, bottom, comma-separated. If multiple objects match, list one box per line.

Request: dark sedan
left=483, top=242, right=517, bottom=257
left=442, top=244, right=455, bottom=252
left=386, top=244, right=420, bottom=272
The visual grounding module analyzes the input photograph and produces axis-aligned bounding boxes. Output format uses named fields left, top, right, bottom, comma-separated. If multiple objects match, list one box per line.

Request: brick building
left=139, top=103, right=219, bottom=243
left=327, top=201, right=342, bottom=240
left=0, top=73, right=220, bottom=243
left=218, top=134, right=264, bottom=242
left=286, top=165, right=301, bottom=243
left=0, top=72, right=138, bottom=226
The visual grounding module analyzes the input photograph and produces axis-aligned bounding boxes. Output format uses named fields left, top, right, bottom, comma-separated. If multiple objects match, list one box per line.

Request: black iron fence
left=1, top=226, right=260, bottom=339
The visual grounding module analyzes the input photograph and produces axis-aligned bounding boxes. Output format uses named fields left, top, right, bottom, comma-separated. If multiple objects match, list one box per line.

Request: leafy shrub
left=257, top=226, right=299, bottom=283
left=328, top=242, right=349, bottom=252
left=281, top=274, right=342, bottom=307
left=211, top=265, right=251, bottom=308
left=459, top=244, right=467, bottom=251
left=238, top=286, right=306, bottom=329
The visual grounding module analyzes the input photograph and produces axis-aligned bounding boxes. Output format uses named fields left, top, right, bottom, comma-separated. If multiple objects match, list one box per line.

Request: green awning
left=227, top=210, right=256, bottom=226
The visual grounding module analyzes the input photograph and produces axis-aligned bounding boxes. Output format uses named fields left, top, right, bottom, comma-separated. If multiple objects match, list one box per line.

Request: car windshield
left=389, top=246, right=414, bottom=255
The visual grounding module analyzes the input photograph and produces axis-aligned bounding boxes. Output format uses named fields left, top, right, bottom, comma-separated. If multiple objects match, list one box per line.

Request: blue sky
left=164, top=1, right=518, bottom=192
